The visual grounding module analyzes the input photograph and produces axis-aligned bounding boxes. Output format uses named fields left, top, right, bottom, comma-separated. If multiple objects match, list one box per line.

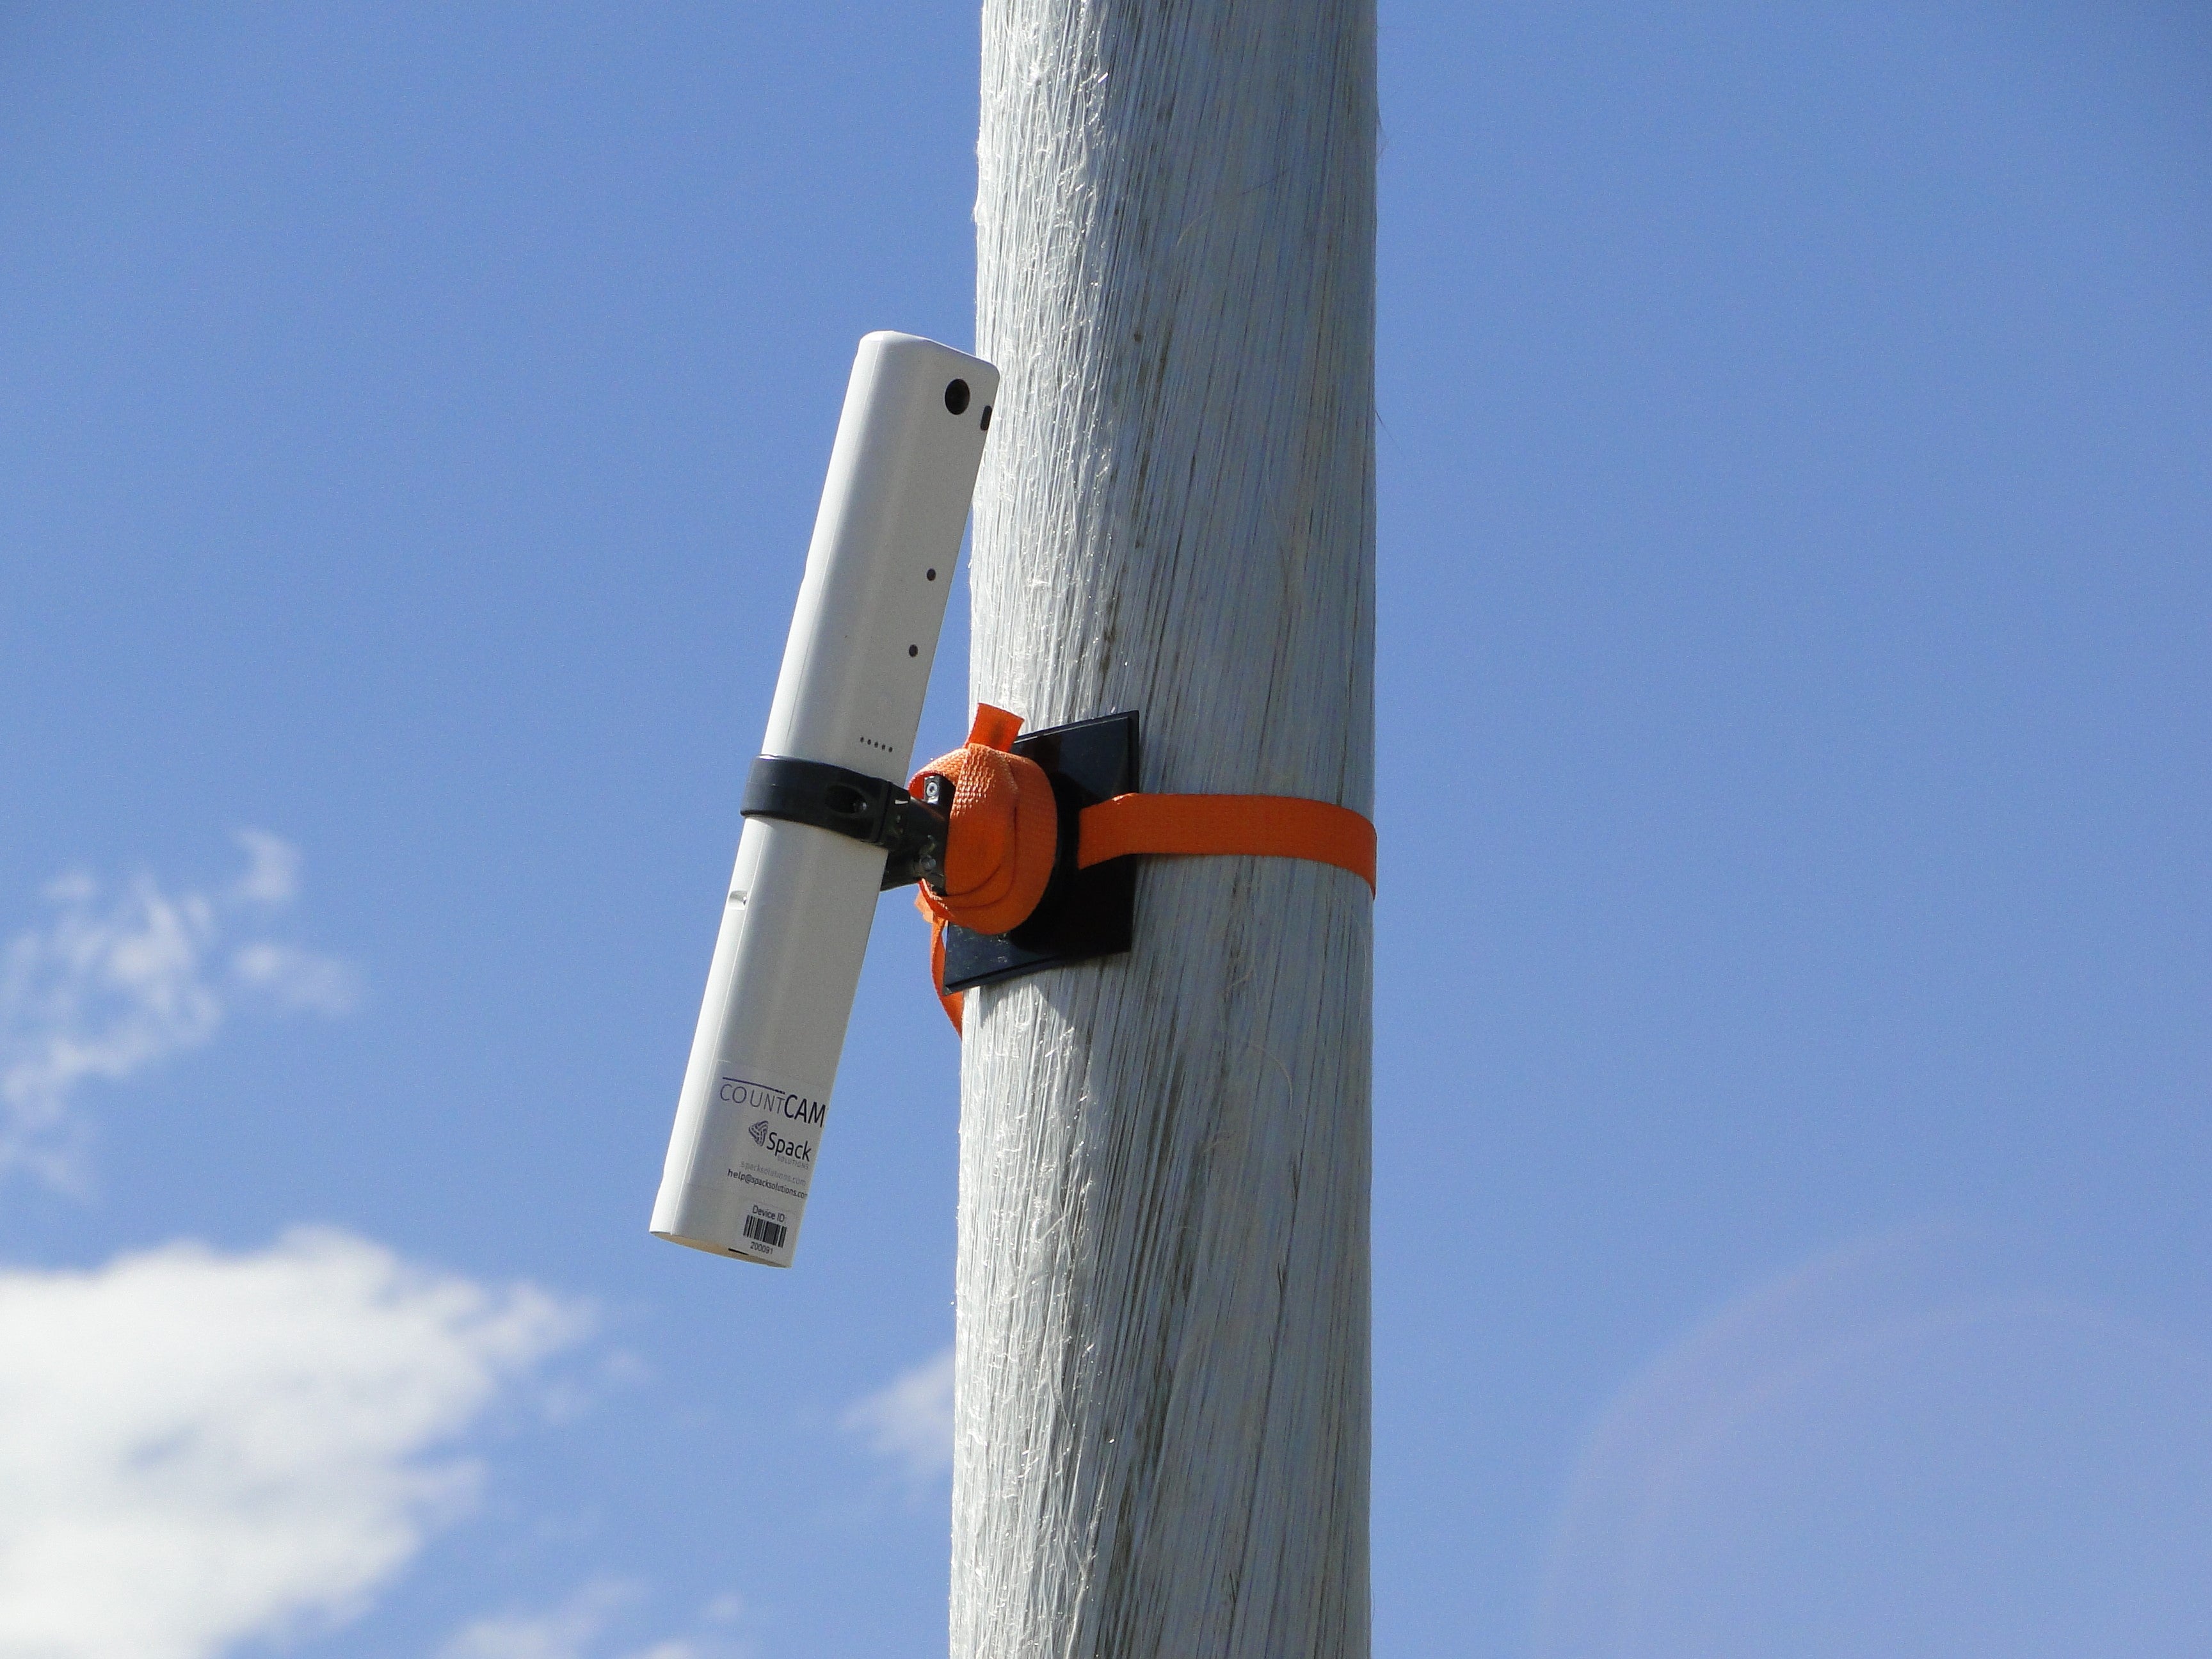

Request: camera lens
left=944, top=379, right=971, bottom=415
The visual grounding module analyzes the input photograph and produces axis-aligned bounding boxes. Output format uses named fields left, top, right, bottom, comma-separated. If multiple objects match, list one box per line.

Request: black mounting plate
left=940, top=710, right=1139, bottom=993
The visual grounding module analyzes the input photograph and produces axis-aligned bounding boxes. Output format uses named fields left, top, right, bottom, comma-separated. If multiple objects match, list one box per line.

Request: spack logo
left=748, top=1118, right=770, bottom=1148
left=756, top=1124, right=813, bottom=1162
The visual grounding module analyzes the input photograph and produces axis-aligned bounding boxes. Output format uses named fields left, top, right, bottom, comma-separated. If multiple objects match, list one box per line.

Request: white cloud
left=841, top=1345, right=954, bottom=1482
left=0, top=1228, right=588, bottom=1659
left=0, top=831, right=359, bottom=1186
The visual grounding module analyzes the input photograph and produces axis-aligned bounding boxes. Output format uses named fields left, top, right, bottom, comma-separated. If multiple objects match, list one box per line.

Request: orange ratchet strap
left=911, top=704, right=1375, bottom=1031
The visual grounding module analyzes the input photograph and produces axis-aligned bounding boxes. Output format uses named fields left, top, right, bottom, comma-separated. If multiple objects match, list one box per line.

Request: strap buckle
left=740, top=756, right=953, bottom=892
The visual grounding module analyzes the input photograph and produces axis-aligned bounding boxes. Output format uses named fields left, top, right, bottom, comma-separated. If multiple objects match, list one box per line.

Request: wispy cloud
left=0, top=1227, right=588, bottom=1659
left=440, top=1582, right=646, bottom=1659
left=0, top=831, right=358, bottom=1186
left=438, top=1582, right=747, bottom=1659
left=841, top=1345, right=954, bottom=1483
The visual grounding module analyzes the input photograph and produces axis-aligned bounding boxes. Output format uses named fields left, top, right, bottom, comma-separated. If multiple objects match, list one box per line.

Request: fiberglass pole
left=956, top=3, right=1377, bottom=1654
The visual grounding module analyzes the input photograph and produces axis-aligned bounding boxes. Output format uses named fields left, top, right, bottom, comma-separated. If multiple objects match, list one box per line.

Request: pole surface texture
left=960, top=4, right=1375, bottom=1655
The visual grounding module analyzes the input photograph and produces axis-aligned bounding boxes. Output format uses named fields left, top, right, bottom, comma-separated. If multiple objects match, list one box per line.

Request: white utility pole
left=958, top=3, right=1376, bottom=1655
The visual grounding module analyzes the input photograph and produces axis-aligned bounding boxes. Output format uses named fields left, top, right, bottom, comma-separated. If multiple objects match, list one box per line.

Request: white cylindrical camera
left=651, top=332, right=997, bottom=1265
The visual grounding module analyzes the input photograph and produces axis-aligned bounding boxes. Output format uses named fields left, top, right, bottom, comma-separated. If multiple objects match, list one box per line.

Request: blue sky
left=0, top=4, right=2205, bottom=1656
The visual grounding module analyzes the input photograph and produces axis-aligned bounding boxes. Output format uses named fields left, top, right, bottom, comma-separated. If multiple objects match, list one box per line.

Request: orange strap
left=913, top=704, right=1375, bottom=1032
left=1077, top=793, right=1375, bottom=889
